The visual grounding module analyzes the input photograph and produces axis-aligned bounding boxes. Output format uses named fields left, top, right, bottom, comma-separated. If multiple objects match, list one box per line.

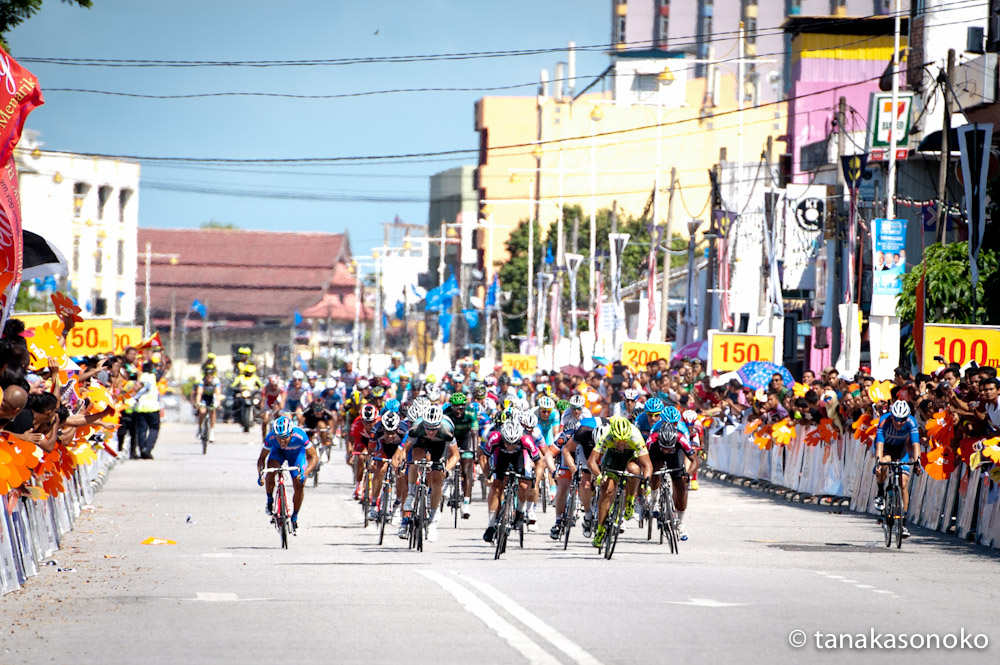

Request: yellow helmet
left=243, top=364, right=256, bottom=374
left=608, top=416, right=632, bottom=441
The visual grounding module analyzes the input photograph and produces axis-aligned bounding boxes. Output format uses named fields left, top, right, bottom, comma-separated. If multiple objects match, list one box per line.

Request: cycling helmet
left=644, top=398, right=664, bottom=414
left=391, top=351, right=403, bottom=360
left=537, top=395, right=555, bottom=410
left=268, top=374, right=280, bottom=384
left=292, top=370, right=305, bottom=381
left=272, top=416, right=293, bottom=437
left=516, top=398, right=530, bottom=411
left=449, top=392, right=468, bottom=406
left=484, top=375, right=497, bottom=387
left=370, top=385, right=386, bottom=398
left=622, top=388, right=640, bottom=401
left=384, top=398, right=400, bottom=413
left=325, top=378, right=338, bottom=389
left=243, top=364, right=256, bottom=374
left=556, top=399, right=570, bottom=412
left=425, top=385, right=442, bottom=401
left=608, top=416, right=632, bottom=441
left=413, top=395, right=430, bottom=409
left=356, top=378, right=370, bottom=390
left=569, top=395, right=585, bottom=409
left=306, top=371, right=318, bottom=380
left=361, top=403, right=379, bottom=422
left=682, top=409, right=698, bottom=424
left=663, top=406, right=681, bottom=424
left=594, top=422, right=610, bottom=444
left=473, top=385, right=487, bottom=399
left=519, top=411, right=538, bottom=429
left=498, top=374, right=510, bottom=386
left=381, top=411, right=401, bottom=432
left=500, top=420, right=522, bottom=445
left=406, top=404, right=425, bottom=421
left=454, top=374, right=465, bottom=383
left=423, top=404, right=443, bottom=426
left=890, top=400, right=910, bottom=419
left=469, top=401, right=483, bottom=417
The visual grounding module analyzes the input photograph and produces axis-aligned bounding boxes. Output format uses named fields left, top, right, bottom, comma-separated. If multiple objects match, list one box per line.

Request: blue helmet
left=272, top=415, right=293, bottom=437
left=383, top=398, right=401, bottom=414
left=644, top=398, right=664, bottom=414
left=663, top=406, right=681, bottom=424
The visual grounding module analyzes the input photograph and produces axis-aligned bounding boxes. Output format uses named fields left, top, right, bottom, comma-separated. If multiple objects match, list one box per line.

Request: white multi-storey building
left=15, top=131, right=140, bottom=323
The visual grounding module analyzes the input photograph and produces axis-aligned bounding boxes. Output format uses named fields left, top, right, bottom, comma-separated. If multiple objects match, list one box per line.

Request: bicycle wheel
left=277, top=487, right=289, bottom=550
left=200, top=420, right=208, bottom=454
left=562, top=486, right=577, bottom=551
left=893, top=488, right=904, bottom=549
left=518, top=494, right=525, bottom=549
left=540, top=474, right=549, bottom=514
left=646, top=489, right=655, bottom=542
left=666, top=492, right=679, bottom=554
left=495, top=490, right=512, bottom=559
left=378, top=483, right=391, bottom=546
left=883, top=488, right=894, bottom=548
left=416, top=490, right=426, bottom=552
left=452, top=468, right=461, bottom=528
left=604, top=491, right=622, bottom=560
left=362, top=471, right=371, bottom=529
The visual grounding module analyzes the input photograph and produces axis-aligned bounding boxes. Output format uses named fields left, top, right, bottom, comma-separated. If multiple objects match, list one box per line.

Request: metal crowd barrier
left=706, top=425, right=1000, bottom=550
left=0, top=449, right=123, bottom=595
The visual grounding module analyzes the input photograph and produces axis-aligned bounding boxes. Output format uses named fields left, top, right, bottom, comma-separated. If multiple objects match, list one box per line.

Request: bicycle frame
left=260, top=465, right=299, bottom=549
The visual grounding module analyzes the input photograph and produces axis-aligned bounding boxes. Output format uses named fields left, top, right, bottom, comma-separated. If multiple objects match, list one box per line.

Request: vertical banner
left=956, top=123, right=993, bottom=290
left=0, top=47, right=44, bottom=326
left=870, top=217, right=907, bottom=316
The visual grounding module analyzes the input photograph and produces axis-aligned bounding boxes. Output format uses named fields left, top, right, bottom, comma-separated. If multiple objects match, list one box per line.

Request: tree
left=0, top=1, right=92, bottom=50
left=200, top=220, right=239, bottom=229
left=896, top=242, right=999, bottom=355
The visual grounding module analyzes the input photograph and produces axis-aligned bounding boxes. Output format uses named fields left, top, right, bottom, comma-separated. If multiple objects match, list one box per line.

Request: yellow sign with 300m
left=501, top=353, right=538, bottom=376
left=707, top=331, right=777, bottom=373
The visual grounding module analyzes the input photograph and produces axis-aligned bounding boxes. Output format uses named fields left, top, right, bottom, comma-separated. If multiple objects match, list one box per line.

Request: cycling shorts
left=873, top=448, right=912, bottom=476
left=267, top=447, right=307, bottom=480
left=455, top=430, right=477, bottom=454
left=200, top=394, right=216, bottom=408
left=352, top=436, right=369, bottom=455
left=286, top=398, right=301, bottom=412
left=649, top=445, right=687, bottom=480
left=374, top=441, right=400, bottom=460
left=411, top=438, right=449, bottom=467
left=490, top=449, right=533, bottom=480
left=601, top=449, right=639, bottom=475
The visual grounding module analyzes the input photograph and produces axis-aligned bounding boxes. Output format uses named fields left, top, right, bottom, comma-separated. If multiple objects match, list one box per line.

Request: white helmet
left=500, top=420, right=522, bottom=445
left=406, top=404, right=425, bottom=422
left=306, top=370, right=318, bottom=380
left=425, top=385, right=442, bottom=401
left=569, top=395, right=585, bottom=409
left=423, top=404, right=443, bottom=426
left=682, top=409, right=698, bottom=424
left=381, top=411, right=401, bottom=431
left=537, top=395, right=556, bottom=410
left=325, top=378, right=338, bottom=389
left=594, top=422, right=610, bottom=443
left=622, top=388, right=639, bottom=401
left=518, top=410, right=538, bottom=429
left=292, top=370, right=305, bottom=381
left=890, top=400, right=910, bottom=419
left=356, top=378, right=370, bottom=390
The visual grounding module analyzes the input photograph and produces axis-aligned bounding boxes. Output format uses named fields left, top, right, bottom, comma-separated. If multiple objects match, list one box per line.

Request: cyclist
left=444, top=392, right=479, bottom=519
left=561, top=394, right=593, bottom=430
left=256, top=415, right=319, bottom=531
left=260, top=374, right=286, bottom=439
left=481, top=420, right=551, bottom=543
left=517, top=410, right=549, bottom=531
left=873, top=400, right=922, bottom=538
left=403, top=404, right=459, bottom=542
left=368, top=410, right=408, bottom=522
left=649, top=406, right=695, bottom=541
left=369, top=383, right=387, bottom=412
left=193, top=370, right=222, bottom=442
left=588, top=416, right=652, bottom=549
left=533, top=395, right=561, bottom=447
left=302, top=396, right=333, bottom=453
left=614, top=388, right=641, bottom=421
left=348, top=403, right=380, bottom=500
left=681, top=409, right=704, bottom=490
left=285, top=371, right=309, bottom=417
left=557, top=416, right=604, bottom=538
left=635, top=397, right=665, bottom=441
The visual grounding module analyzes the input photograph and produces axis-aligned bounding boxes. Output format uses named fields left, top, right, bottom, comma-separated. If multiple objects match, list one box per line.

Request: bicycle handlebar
left=877, top=461, right=918, bottom=466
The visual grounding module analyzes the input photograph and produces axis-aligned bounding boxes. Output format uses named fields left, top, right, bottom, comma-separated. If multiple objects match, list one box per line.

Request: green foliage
left=0, top=1, right=92, bottom=50
left=896, top=242, right=1000, bottom=354
left=200, top=220, right=240, bottom=229
left=13, top=286, right=50, bottom=311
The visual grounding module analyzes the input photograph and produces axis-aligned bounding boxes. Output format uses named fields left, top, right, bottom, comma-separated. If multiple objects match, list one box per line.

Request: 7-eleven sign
left=868, top=91, right=914, bottom=149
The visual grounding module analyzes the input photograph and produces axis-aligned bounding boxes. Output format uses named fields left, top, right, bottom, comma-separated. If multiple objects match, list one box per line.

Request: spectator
left=132, top=361, right=162, bottom=460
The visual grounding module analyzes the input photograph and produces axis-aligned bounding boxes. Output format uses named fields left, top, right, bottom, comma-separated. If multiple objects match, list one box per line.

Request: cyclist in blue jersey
left=635, top=397, right=665, bottom=441
left=874, top=400, right=922, bottom=538
left=257, top=416, right=319, bottom=530
left=532, top=395, right=561, bottom=447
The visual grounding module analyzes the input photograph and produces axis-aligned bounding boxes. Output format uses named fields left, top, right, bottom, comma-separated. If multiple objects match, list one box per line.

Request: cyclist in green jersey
left=444, top=392, right=480, bottom=519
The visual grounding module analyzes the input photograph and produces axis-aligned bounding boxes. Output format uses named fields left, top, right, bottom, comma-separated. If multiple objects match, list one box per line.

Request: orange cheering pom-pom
left=922, top=445, right=956, bottom=481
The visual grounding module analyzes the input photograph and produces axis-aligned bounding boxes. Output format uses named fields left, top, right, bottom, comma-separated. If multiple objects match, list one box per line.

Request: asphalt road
left=2, top=423, right=997, bottom=665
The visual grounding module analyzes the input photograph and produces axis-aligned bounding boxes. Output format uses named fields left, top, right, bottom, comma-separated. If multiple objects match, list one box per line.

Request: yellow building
left=474, top=64, right=788, bottom=278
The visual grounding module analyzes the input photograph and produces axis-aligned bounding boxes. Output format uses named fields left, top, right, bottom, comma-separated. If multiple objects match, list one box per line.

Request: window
left=911, top=0, right=925, bottom=17
left=117, top=240, right=125, bottom=275
left=72, top=182, right=89, bottom=218
left=118, top=188, right=133, bottom=223
left=97, top=185, right=112, bottom=220
left=657, top=0, right=670, bottom=48
left=72, top=235, right=80, bottom=272
left=95, top=240, right=104, bottom=273
left=115, top=291, right=123, bottom=317
left=613, top=0, right=627, bottom=46
left=632, top=74, right=661, bottom=102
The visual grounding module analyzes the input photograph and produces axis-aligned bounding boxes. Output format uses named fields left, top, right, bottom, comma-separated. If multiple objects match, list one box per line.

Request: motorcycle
left=233, top=389, right=261, bottom=432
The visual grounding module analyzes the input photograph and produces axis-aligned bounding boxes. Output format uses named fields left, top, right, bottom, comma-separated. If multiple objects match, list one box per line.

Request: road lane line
left=451, top=571, right=604, bottom=665
left=195, top=592, right=239, bottom=602
left=418, top=571, right=559, bottom=665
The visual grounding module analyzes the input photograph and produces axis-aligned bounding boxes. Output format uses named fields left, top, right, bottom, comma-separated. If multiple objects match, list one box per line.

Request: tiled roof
left=139, top=227, right=352, bottom=323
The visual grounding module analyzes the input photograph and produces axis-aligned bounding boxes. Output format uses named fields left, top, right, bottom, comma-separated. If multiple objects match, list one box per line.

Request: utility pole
left=759, top=139, right=772, bottom=320
left=886, top=0, right=902, bottom=220
left=831, top=96, right=848, bottom=362
left=703, top=165, right=722, bottom=339
left=169, top=290, right=176, bottom=377
left=936, top=48, right=956, bottom=245
left=659, top=167, right=677, bottom=341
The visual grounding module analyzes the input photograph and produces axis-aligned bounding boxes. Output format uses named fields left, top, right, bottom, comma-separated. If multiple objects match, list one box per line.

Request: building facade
left=15, top=132, right=140, bottom=323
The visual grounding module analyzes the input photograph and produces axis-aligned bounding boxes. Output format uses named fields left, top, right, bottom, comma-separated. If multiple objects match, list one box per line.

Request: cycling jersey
left=481, top=430, right=541, bottom=479
left=262, top=384, right=285, bottom=410
left=561, top=406, right=593, bottom=430
left=595, top=422, right=649, bottom=457
left=349, top=416, right=378, bottom=454
left=875, top=414, right=920, bottom=451
left=285, top=382, right=308, bottom=409
left=532, top=407, right=560, bottom=446
left=444, top=404, right=478, bottom=440
left=407, top=417, right=457, bottom=464
left=371, top=420, right=409, bottom=458
left=232, top=375, right=262, bottom=391
left=263, top=426, right=313, bottom=476
left=634, top=412, right=664, bottom=440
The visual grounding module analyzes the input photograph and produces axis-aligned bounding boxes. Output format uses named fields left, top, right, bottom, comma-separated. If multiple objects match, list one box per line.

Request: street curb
left=702, top=467, right=852, bottom=508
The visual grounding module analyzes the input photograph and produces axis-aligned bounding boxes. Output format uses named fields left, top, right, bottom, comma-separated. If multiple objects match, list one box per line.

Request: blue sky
left=10, top=0, right=610, bottom=258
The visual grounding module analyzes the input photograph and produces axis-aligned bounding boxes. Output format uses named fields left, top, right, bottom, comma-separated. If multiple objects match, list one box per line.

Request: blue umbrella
left=736, top=361, right=794, bottom=390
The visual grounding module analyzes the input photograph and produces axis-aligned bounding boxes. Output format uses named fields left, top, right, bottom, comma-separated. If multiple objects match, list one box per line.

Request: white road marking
left=854, top=584, right=875, bottom=589
left=419, top=571, right=560, bottom=665
left=452, top=571, right=605, bottom=665
left=665, top=598, right=747, bottom=608
left=201, top=553, right=233, bottom=558
left=195, top=592, right=239, bottom=602
left=815, top=572, right=902, bottom=599
left=838, top=579, right=859, bottom=584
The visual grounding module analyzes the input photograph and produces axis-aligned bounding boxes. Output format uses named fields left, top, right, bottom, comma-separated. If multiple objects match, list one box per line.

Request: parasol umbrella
left=736, top=361, right=794, bottom=390
left=674, top=340, right=708, bottom=361
left=560, top=365, right=586, bottom=378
